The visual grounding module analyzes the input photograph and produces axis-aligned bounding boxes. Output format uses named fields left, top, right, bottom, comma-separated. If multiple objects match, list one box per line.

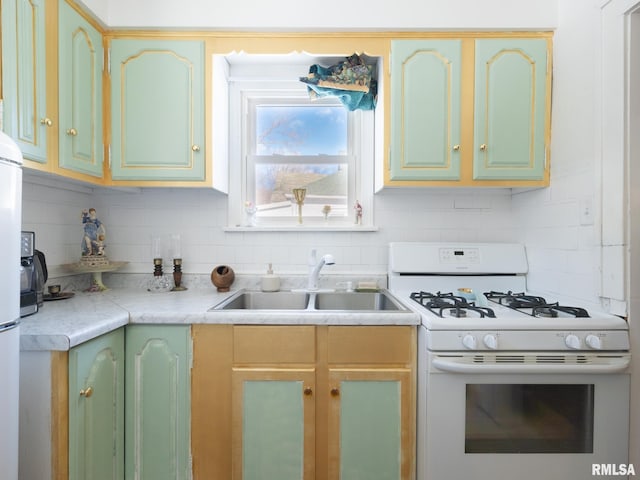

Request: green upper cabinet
left=390, top=40, right=462, bottom=181
left=387, top=35, right=551, bottom=186
left=125, top=325, right=191, bottom=480
left=68, top=328, right=125, bottom=480
left=109, top=39, right=205, bottom=182
left=473, top=38, right=549, bottom=180
left=58, top=0, right=103, bottom=178
left=1, top=0, right=51, bottom=165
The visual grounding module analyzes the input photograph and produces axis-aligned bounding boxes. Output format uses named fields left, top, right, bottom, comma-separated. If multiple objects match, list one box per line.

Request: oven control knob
left=585, top=334, right=602, bottom=350
left=483, top=334, right=498, bottom=350
left=564, top=334, right=581, bottom=350
left=462, top=334, right=477, bottom=350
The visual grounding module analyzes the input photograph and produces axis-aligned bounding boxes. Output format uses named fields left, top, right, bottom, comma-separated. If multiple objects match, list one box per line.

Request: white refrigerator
left=0, top=130, right=23, bottom=480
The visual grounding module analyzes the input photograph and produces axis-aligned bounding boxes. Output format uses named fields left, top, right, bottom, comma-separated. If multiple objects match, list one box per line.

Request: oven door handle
left=432, top=356, right=631, bottom=374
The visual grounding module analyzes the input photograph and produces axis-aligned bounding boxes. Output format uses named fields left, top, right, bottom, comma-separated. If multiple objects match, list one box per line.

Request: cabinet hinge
left=107, top=47, right=111, bottom=75
left=108, top=145, right=111, bottom=169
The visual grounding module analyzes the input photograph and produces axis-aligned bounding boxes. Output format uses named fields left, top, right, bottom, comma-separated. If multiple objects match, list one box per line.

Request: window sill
left=223, top=225, right=378, bottom=232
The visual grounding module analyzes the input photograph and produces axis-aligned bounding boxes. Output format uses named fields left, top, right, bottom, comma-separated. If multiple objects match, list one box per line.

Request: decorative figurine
left=322, top=205, right=332, bottom=222
left=82, top=208, right=106, bottom=257
left=244, top=201, right=257, bottom=227
left=293, top=188, right=306, bottom=224
left=67, top=207, right=126, bottom=292
left=354, top=200, right=363, bottom=225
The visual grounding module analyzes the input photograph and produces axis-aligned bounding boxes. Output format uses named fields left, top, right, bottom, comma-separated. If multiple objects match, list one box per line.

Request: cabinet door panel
left=232, top=368, right=315, bottom=480
left=390, top=40, right=462, bottom=180
left=110, top=39, right=205, bottom=181
left=68, top=329, right=125, bottom=480
left=328, top=369, right=412, bottom=480
left=125, top=325, right=191, bottom=480
left=58, top=0, right=103, bottom=177
left=473, top=39, right=548, bottom=180
left=1, top=0, right=49, bottom=163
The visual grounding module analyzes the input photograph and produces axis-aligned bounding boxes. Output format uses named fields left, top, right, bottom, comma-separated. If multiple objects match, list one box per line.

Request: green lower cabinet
left=233, top=369, right=316, bottom=480
left=125, top=325, right=192, bottom=480
left=68, top=328, right=125, bottom=480
left=340, top=381, right=401, bottom=478
left=329, top=369, right=412, bottom=480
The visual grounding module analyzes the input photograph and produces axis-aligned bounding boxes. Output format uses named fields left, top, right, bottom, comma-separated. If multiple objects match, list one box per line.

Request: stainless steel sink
left=209, top=289, right=407, bottom=312
left=312, top=291, right=405, bottom=311
left=211, top=290, right=310, bottom=310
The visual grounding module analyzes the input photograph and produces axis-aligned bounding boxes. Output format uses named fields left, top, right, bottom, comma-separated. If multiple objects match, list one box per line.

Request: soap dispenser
left=261, top=263, right=280, bottom=292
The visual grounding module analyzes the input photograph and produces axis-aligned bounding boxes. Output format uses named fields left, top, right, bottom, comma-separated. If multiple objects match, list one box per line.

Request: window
left=220, top=54, right=377, bottom=230
left=248, top=97, right=353, bottom=220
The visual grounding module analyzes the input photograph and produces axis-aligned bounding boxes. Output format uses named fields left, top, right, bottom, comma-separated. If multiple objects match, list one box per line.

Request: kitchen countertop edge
left=20, top=288, right=421, bottom=351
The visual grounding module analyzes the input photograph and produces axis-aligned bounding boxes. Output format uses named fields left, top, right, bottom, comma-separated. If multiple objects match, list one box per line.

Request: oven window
left=465, top=384, right=594, bottom=454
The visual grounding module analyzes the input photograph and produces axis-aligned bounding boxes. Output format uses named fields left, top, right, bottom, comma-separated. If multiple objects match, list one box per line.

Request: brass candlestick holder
left=171, top=258, right=187, bottom=291
left=293, top=188, right=306, bottom=224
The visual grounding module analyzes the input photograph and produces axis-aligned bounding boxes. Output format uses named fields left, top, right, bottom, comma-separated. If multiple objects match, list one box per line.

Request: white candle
left=152, top=235, right=162, bottom=259
left=171, top=234, right=181, bottom=259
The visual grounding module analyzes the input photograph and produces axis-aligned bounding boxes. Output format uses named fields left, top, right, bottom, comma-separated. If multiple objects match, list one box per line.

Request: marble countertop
left=20, top=286, right=420, bottom=351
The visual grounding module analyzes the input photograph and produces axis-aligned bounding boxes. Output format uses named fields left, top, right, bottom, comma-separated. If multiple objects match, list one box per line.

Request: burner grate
left=484, top=291, right=590, bottom=318
left=410, top=291, right=496, bottom=318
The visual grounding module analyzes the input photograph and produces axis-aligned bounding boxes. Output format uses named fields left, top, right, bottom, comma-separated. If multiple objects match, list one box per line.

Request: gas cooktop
left=388, top=242, right=630, bottom=351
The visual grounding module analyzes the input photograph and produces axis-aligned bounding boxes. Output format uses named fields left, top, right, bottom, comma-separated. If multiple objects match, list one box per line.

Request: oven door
left=421, top=353, right=631, bottom=480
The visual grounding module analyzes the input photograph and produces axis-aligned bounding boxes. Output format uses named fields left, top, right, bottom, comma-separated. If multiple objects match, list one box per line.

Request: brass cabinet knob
left=480, top=144, right=487, bottom=151
left=330, top=387, right=340, bottom=397
left=452, top=145, right=460, bottom=151
left=66, top=128, right=78, bottom=136
left=303, top=386, right=313, bottom=396
left=79, top=386, right=93, bottom=398
left=191, top=145, right=200, bottom=152
left=40, top=118, right=53, bottom=127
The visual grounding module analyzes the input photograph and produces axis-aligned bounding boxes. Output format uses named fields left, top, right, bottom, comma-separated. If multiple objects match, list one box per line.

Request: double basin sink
left=210, top=289, right=407, bottom=312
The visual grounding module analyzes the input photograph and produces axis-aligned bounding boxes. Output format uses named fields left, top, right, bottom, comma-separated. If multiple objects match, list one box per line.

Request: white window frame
left=223, top=58, right=375, bottom=231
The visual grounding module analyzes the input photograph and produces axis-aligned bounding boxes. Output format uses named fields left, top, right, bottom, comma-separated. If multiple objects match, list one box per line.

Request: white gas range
left=388, top=242, right=631, bottom=480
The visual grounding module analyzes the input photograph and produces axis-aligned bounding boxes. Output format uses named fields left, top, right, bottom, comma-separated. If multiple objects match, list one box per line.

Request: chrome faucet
left=307, top=249, right=335, bottom=291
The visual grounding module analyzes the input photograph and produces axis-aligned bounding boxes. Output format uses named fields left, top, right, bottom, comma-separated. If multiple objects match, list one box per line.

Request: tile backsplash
left=21, top=174, right=515, bottom=277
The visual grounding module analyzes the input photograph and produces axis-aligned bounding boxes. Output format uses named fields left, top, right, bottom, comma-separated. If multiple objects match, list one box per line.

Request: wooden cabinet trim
left=233, top=325, right=316, bottom=364
left=327, top=325, right=414, bottom=365
left=191, top=324, right=233, bottom=479
left=51, top=350, right=69, bottom=480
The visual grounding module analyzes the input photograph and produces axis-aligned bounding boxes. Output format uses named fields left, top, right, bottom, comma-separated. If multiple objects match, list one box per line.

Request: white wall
left=79, top=0, right=558, bottom=29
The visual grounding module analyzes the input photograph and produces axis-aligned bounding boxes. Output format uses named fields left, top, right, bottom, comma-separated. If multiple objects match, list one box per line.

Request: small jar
left=457, top=288, right=476, bottom=303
